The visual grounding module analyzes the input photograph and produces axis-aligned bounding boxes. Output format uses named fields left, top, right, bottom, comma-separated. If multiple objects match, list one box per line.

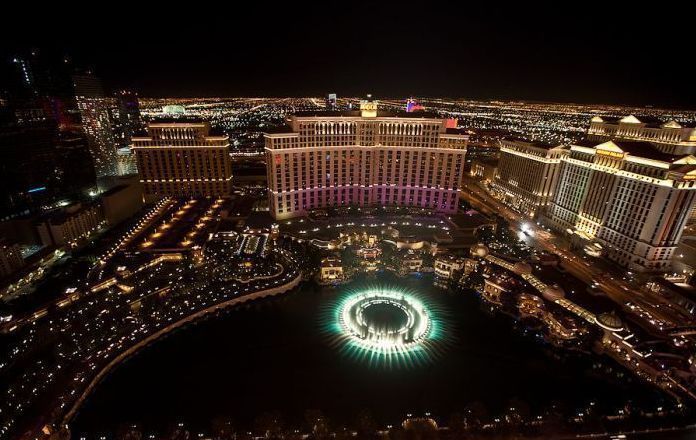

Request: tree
left=539, top=401, right=568, bottom=436
left=163, top=423, right=190, bottom=440
left=115, top=424, right=143, bottom=440
left=355, top=410, right=378, bottom=440
left=210, top=416, right=236, bottom=440
left=504, top=397, right=530, bottom=429
left=254, top=411, right=284, bottom=439
left=333, top=426, right=353, bottom=440
left=463, top=401, right=488, bottom=431
left=304, top=409, right=330, bottom=439
left=446, top=413, right=467, bottom=439
left=402, top=419, right=439, bottom=440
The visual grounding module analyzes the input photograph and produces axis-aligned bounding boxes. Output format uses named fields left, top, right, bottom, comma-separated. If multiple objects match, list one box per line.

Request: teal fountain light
left=324, top=284, right=449, bottom=368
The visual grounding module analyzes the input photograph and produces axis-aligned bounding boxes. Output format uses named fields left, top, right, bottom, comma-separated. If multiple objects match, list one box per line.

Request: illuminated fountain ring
left=339, top=289, right=431, bottom=355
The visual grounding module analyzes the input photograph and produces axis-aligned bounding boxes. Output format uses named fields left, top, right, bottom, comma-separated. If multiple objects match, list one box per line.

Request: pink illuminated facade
left=264, top=103, right=468, bottom=220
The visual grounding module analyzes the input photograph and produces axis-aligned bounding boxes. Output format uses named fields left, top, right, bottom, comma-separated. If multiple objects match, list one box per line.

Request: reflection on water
left=72, top=272, right=661, bottom=435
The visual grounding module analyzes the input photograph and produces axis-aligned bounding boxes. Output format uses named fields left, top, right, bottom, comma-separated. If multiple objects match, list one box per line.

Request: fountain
left=340, top=289, right=430, bottom=354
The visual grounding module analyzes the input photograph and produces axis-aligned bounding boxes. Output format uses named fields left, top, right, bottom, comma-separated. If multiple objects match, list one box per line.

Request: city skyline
left=3, top=95, right=696, bottom=439
left=4, top=7, right=696, bottom=439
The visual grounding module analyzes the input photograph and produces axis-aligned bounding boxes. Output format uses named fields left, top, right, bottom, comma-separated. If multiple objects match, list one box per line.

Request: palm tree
left=210, top=416, right=236, bottom=440
left=254, top=411, right=284, bottom=439
left=355, top=409, right=377, bottom=440
left=304, top=409, right=330, bottom=439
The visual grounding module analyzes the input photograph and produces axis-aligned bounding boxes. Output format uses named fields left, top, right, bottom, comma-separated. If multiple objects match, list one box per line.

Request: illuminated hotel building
left=588, top=115, right=696, bottom=155
left=543, top=139, right=696, bottom=272
left=113, top=90, right=142, bottom=176
left=73, top=74, right=118, bottom=177
left=493, top=139, right=567, bottom=218
left=264, top=101, right=468, bottom=220
left=0, top=239, right=24, bottom=277
left=36, top=202, right=105, bottom=247
left=132, top=122, right=232, bottom=200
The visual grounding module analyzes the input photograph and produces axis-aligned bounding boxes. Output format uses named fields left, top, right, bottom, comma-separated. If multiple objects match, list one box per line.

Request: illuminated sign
left=596, top=150, right=624, bottom=159
left=360, top=100, right=378, bottom=118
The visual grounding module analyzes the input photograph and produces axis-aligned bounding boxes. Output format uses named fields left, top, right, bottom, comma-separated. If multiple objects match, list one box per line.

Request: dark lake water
left=71, top=272, right=663, bottom=436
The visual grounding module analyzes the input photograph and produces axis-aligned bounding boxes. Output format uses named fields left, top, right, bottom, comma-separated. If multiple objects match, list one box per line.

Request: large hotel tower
left=132, top=122, right=232, bottom=200
left=588, top=115, right=696, bottom=155
left=493, top=139, right=567, bottom=218
left=264, top=100, right=468, bottom=220
left=73, top=74, right=117, bottom=177
left=543, top=139, right=696, bottom=272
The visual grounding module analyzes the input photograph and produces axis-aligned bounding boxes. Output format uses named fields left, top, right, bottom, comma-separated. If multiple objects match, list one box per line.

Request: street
left=460, top=177, right=689, bottom=330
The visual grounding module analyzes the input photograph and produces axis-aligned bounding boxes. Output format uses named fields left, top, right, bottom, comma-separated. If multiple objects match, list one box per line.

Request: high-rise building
left=73, top=73, right=117, bottom=177
left=543, top=139, right=696, bottom=272
left=588, top=115, right=696, bottom=155
left=132, top=121, right=232, bottom=200
left=0, top=125, right=59, bottom=217
left=0, top=239, right=24, bottom=277
left=72, top=74, right=106, bottom=98
left=0, top=53, right=96, bottom=220
left=325, top=93, right=337, bottom=110
left=111, top=90, right=142, bottom=176
left=112, top=90, right=142, bottom=149
left=5, top=49, right=79, bottom=128
left=0, top=123, right=96, bottom=219
left=463, top=141, right=500, bottom=173
left=405, top=99, right=425, bottom=113
left=11, top=56, right=38, bottom=98
left=492, top=139, right=567, bottom=218
left=116, top=147, right=138, bottom=175
left=470, top=158, right=498, bottom=182
left=0, top=95, right=10, bottom=126
left=264, top=100, right=468, bottom=220
left=56, top=129, right=98, bottom=193
left=36, top=202, right=105, bottom=247
left=588, top=115, right=696, bottom=223
left=100, top=180, right=144, bottom=226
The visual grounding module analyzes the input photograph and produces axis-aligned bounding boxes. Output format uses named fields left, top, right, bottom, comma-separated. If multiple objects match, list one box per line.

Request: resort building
left=434, top=254, right=465, bottom=280
left=0, top=239, right=24, bottom=277
left=73, top=73, right=118, bottom=177
left=543, top=139, right=696, bottom=272
left=464, top=142, right=500, bottom=173
left=588, top=116, right=696, bottom=222
left=492, top=139, right=567, bottom=218
left=132, top=121, right=232, bottom=201
left=264, top=100, right=468, bottom=220
left=36, top=202, right=105, bottom=247
left=482, top=274, right=512, bottom=305
left=646, top=277, right=696, bottom=318
left=400, top=251, right=424, bottom=274
left=470, top=158, right=498, bottom=182
left=100, top=181, right=143, bottom=226
left=588, top=115, right=696, bottom=155
left=320, top=257, right=344, bottom=283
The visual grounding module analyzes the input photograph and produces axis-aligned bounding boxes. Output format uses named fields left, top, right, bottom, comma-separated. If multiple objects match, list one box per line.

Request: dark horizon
left=1, top=2, right=695, bottom=109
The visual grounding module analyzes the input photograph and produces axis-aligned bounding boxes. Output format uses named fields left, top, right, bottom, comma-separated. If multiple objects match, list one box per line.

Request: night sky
left=1, top=2, right=695, bottom=107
